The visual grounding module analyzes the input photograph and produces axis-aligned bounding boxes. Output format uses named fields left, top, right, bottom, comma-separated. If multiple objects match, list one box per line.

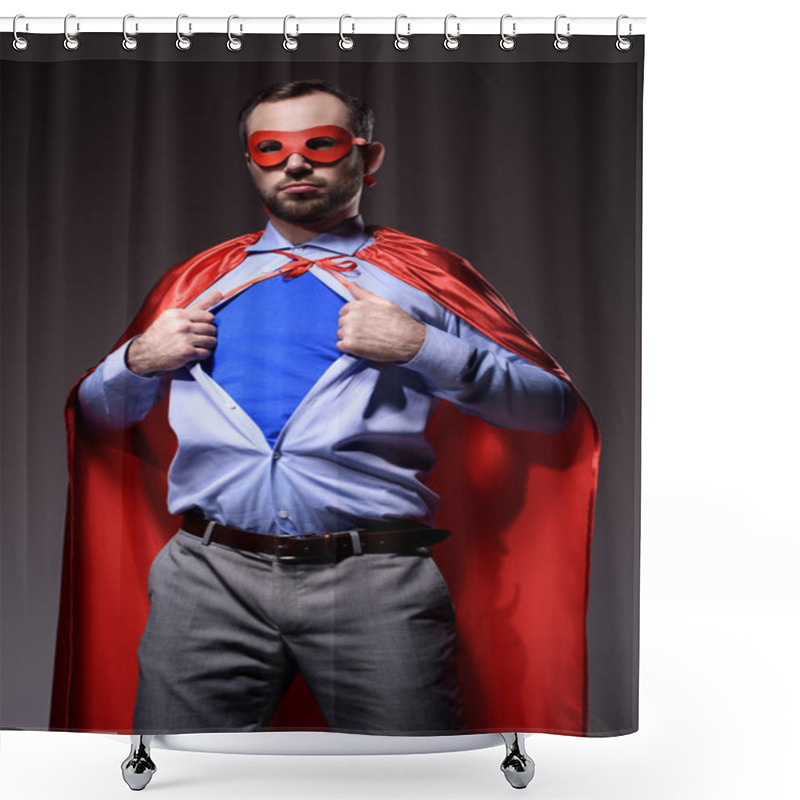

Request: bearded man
left=55, top=79, right=591, bottom=741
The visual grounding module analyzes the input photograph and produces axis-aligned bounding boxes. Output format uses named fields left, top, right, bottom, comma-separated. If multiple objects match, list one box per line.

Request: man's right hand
left=125, top=291, right=224, bottom=376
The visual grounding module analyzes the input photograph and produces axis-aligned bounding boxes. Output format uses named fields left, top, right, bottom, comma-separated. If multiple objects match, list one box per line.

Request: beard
left=259, top=162, right=364, bottom=224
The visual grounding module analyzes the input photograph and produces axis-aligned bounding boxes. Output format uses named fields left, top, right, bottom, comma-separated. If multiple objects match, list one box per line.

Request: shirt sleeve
left=77, top=337, right=169, bottom=434
left=401, top=317, right=576, bottom=435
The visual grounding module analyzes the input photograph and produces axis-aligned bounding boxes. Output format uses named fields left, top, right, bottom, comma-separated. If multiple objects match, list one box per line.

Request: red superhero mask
left=247, top=125, right=368, bottom=167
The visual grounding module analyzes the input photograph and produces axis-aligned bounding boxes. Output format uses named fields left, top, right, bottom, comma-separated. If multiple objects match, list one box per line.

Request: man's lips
left=281, top=182, right=323, bottom=194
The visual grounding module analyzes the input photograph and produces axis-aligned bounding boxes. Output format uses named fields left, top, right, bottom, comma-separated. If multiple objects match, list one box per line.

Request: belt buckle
left=276, top=532, right=334, bottom=563
left=275, top=538, right=299, bottom=562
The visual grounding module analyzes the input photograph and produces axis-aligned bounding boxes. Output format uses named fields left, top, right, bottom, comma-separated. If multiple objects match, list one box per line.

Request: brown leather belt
left=180, top=513, right=450, bottom=562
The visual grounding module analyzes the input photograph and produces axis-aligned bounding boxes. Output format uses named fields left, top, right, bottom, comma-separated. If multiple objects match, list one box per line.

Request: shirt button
left=278, top=509, right=290, bottom=519
left=226, top=401, right=237, bottom=409
left=272, top=451, right=281, bottom=461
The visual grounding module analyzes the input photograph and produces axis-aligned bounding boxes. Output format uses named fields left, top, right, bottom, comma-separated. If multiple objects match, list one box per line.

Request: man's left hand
left=337, top=281, right=426, bottom=363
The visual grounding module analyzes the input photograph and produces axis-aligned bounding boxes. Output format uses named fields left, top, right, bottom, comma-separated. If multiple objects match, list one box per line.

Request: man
left=51, top=80, right=599, bottom=737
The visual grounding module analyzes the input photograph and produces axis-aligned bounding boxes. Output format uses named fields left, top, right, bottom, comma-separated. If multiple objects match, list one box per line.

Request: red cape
left=50, top=226, right=600, bottom=735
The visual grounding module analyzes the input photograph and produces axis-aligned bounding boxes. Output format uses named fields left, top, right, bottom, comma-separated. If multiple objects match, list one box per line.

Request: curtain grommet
left=63, top=13, right=80, bottom=51
left=499, top=14, right=516, bottom=50
left=394, top=15, right=411, bottom=50
left=122, top=14, right=138, bottom=51
left=176, top=14, right=192, bottom=50
left=339, top=15, right=355, bottom=50
left=616, top=15, right=632, bottom=51
left=283, top=15, right=299, bottom=51
left=12, top=15, right=29, bottom=51
left=227, top=15, right=243, bottom=51
left=443, top=14, right=460, bottom=50
left=553, top=14, right=570, bottom=51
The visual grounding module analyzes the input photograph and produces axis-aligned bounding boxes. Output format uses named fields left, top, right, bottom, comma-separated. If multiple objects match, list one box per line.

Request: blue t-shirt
left=204, top=272, right=344, bottom=447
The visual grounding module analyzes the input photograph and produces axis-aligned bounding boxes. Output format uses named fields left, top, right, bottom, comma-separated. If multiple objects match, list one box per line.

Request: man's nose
left=284, top=151, right=312, bottom=171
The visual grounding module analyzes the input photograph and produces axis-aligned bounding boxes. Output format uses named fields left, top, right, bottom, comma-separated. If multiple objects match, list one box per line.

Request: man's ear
left=364, top=141, right=386, bottom=177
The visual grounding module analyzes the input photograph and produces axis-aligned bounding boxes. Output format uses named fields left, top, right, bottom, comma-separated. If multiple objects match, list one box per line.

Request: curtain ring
left=394, top=15, right=411, bottom=50
left=443, top=14, right=460, bottom=51
left=176, top=14, right=192, bottom=50
left=553, top=14, right=570, bottom=51
left=122, top=15, right=138, bottom=51
left=499, top=14, right=516, bottom=50
left=283, top=15, right=299, bottom=51
left=12, top=15, right=29, bottom=51
left=339, top=15, right=355, bottom=50
left=616, top=15, right=632, bottom=51
left=227, top=15, right=243, bottom=51
left=63, top=13, right=80, bottom=51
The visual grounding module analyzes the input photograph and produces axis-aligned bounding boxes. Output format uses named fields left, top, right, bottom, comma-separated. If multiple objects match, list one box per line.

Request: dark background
left=0, top=33, right=642, bottom=734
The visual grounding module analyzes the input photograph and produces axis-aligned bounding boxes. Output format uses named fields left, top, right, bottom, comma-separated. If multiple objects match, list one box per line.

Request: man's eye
left=306, top=137, right=336, bottom=151
left=256, top=140, right=282, bottom=154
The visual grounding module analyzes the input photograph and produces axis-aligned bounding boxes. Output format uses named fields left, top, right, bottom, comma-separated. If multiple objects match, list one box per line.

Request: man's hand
left=126, top=291, right=224, bottom=376
left=337, top=281, right=426, bottom=363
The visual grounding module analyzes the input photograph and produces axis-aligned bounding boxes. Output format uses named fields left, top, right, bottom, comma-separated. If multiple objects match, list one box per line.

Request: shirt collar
left=245, top=214, right=370, bottom=257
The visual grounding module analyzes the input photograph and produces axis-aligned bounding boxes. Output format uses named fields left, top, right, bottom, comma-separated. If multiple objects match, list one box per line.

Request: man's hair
left=237, top=79, right=375, bottom=149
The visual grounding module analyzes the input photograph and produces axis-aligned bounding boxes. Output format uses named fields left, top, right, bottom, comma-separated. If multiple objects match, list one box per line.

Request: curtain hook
left=63, top=13, right=80, bottom=51
left=122, top=15, right=138, bottom=51
left=283, top=15, right=299, bottom=51
left=394, top=15, right=411, bottom=50
left=339, top=15, right=355, bottom=50
left=500, top=14, right=516, bottom=50
left=227, top=15, right=243, bottom=51
left=553, top=14, right=570, bottom=51
left=444, top=13, right=460, bottom=51
left=176, top=14, right=192, bottom=50
left=12, top=14, right=29, bottom=51
left=616, top=15, right=632, bottom=51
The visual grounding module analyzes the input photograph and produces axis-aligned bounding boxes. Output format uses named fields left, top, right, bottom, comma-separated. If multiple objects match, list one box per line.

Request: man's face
left=244, top=92, right=365, bottom=225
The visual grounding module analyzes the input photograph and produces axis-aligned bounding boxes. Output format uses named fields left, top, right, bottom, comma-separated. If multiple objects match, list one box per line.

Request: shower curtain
left=0, top=29, right=643, bottom=738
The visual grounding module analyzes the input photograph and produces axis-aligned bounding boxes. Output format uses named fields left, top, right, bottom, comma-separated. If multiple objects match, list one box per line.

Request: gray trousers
left=132, top=529, right=465, bottom=735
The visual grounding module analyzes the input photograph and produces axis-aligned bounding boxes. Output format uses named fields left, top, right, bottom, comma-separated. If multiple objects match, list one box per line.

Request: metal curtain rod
left=1, top=15, right=646, bottom=36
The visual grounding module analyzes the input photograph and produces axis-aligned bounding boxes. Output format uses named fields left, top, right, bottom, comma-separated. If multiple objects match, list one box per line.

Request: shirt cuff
left=400, top=324, right=472, bottom=388
left=103, top=338, right=164, bottom=388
